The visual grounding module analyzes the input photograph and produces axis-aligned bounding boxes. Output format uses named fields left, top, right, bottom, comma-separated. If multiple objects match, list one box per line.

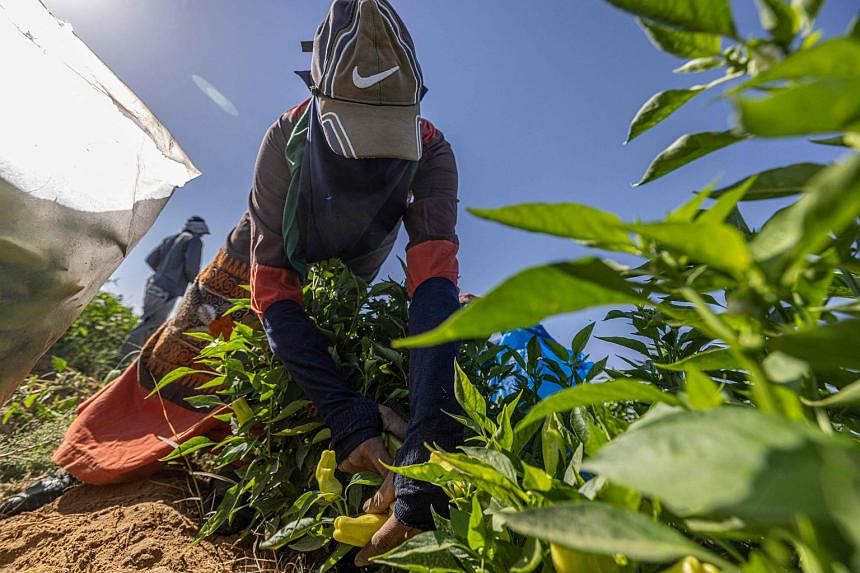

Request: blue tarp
left=493, top=325, right=592, bottom=400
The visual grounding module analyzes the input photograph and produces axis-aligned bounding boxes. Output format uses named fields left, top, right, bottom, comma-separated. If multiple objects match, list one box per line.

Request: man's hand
left=354, top=514, right=423, bottom=567
left=338, top=404, right=406, bottom=517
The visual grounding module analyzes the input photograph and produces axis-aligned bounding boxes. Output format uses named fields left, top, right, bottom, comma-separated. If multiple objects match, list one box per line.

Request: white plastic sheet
left=0, top=0, right=200, bottom=401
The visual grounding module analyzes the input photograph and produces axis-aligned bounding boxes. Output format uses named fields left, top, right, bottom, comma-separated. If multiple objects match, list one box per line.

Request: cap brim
left=316, top=96, right=421, bottom=161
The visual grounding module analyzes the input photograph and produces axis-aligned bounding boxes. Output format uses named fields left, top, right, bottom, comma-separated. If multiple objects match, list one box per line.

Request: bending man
left=249, top=0, right=462, bottom=563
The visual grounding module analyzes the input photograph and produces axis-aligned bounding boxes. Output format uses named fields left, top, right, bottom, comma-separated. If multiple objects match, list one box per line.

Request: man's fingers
left=378, top=405, right=407, bottom=440
left=362, top=472, right=395, bottom=514
left=338, top=436, right=392, bottom=475
left=372, top=448, right=393, bottom=477
left=355, top=514, right=423, bottom=567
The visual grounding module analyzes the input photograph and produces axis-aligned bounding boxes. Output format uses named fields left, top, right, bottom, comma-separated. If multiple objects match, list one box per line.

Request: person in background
left=119, top=216, right=209, bottom=357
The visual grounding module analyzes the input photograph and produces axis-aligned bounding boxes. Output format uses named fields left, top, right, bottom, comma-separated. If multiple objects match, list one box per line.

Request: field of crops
left=1, top=0, right=859, bottom=572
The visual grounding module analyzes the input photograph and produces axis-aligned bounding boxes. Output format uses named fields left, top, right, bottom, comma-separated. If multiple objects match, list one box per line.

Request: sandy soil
left=0, top=477, right=286, bottom=573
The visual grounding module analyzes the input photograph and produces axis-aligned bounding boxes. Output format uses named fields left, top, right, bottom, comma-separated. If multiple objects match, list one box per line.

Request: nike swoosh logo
left=352, top=65, right=400, bottom=89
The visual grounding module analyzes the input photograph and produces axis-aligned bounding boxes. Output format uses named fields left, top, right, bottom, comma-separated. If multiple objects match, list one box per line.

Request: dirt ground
left=0, top=477, right=289, bottom=573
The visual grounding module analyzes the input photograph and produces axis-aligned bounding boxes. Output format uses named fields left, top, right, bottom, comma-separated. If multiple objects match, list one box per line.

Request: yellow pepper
left=314, top=449, right=342, bottom=500
left=332, top=513, right=388, bottom=547
left=230, top=398, right=254, bottom=426
left=660, top=556, right=720, bottom=573
left=550, top=544, right=621, bottom=573
left=429, top=451, right=455, bottom=472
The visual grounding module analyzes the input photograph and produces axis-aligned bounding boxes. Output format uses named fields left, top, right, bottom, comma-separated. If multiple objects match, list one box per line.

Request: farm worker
left=249, top=0, right=461, bottom=564
left=119, top=216, right=210, bottom=357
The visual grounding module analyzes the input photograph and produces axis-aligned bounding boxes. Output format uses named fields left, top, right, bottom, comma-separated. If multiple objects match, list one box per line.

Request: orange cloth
left=53, top=364, right=228, bottom=484
left=406, top=240, right=459, bottom=296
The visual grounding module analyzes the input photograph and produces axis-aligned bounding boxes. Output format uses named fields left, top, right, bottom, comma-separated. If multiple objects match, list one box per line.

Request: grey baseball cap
left=309, top=0, right=424, bottom=161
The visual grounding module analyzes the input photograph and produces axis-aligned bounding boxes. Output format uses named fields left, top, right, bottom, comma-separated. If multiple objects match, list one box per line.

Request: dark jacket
left=145, top=231, right=203, bottom=297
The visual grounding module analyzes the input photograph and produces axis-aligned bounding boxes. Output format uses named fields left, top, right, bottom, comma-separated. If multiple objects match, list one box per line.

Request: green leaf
left=737, top=79, right=860, bottom=137
left=184, top=394, right=224, bottom=409
left=467, top=495, right=485, bottom=551
left=851, top=12, right=860, bottom=39
left=636, top=131, right=748, bottom=185
left=596, top=336, right=650, bottom=357
left=697, top=175, right=755, bottom=224
left=319, top=542, right=352, bottom=573
left=626, top=221, right=752, bottom=276
left=541, top=415, right=565, bottom=476
left=147, top=367, right=211, bottom=397
left=160, top=436, right=216, bottom=461
left=394, top=259, right=643, bottom=348
left=418, top=451, right=525, bottom=506
left=522, top=462, right=553, bottom=492
left=751, top=155, right=860, bottom=274
left=638, top=18, right=722, bottom=58
left=668, top=187, right=712, bottom=222
left=657, top=347, right=739, bottom=371
left=674, top=56, right=724, bottom=73
left=454, top=361, right=488, bottom=430
left=274, top=422, right=324, bottom=436
left=801, top=380, right=860, bottom=408
left=772, top=319, right=860, bottom=370
left=683, top=366, right=724, bottom=410
left=372, top=530, right=468, bottom=572
left=584, top=407, right=859, bottom=525
left=811, top=134, right=860, bottom=151
left=459, top=447, right=518, bottom=485
left=626, top=87, right=705, bottom=143
left=605, top=0, right=737, bottom=36
left=502, top=503, right=725, bottom=565
left=289, top=533, right=330, bottom=552
left=741, top=38, right=860, bottom=89
left=510, top=537, right=543, bottom=573
left=791, top=0, right=824, bottom=25
left=762, top=351, right=809, bottom=384
left=469, top=203, right=635, bottom=253
left=261, top=517, right=319, bottom=550
left=386, top=460, right=458, bottom=485
left=516, top=379, right=680, bottom=430
left=711, top=163, right=828, bottom=201
left=571, top=322, right=596, bottom=355
left=755, top=0, right=799, bottom=44
left=50, top=355, right=68, bottom=373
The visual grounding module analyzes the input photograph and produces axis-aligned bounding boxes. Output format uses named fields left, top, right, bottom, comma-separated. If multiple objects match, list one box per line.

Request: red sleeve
left=248, top=100, right=310, bottom=315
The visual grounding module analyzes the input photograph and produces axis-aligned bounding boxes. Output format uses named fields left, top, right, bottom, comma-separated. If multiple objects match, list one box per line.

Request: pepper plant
left=380, top=0, right=860, bottom=571
left=163, top=1, right=859, bottom=571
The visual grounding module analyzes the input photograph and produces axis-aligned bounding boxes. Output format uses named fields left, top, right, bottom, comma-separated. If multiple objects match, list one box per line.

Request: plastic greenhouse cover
left=0, top=0, right=199, bottom=402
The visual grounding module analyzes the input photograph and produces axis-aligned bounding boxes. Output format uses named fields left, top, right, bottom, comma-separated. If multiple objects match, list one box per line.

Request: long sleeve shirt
left=145, top=231, right=203, bottom=297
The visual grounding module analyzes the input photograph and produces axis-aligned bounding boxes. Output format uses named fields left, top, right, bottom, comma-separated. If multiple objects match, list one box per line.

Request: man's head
left=183, top=216, right=210, bottom=235
left=309, top=0, right=424, bottom=161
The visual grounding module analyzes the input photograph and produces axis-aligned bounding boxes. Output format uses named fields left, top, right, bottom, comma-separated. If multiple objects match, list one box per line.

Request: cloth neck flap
left=283, top=98, right=417, bottom=276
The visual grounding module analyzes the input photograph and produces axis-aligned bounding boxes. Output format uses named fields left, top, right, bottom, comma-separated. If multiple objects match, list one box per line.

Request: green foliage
left=0, top=369, right=99, bottom=487
left=47, top=291, right=137, bottom=378
left=377, top=0, right=859, bottom=571
left=161, top=1, right=858, bottom=571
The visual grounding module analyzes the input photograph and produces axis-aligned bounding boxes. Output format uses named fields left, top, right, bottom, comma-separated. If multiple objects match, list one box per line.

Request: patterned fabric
left=53, top=245, right=250, bottom=484
left=138, top=248, right=251, bottom=407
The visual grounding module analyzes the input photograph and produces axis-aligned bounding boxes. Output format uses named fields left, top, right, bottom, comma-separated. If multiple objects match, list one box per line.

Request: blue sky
left=45, top=0, right=857, bottom=360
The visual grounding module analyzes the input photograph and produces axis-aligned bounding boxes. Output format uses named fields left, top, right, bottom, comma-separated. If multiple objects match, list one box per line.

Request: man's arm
left=184, top=236, right=202, bottom=283
left=145, top=242, right=163, bottom=272
left=390, top=120, right=465, bottom=531
left=248, top=103, right=382, bottom=463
